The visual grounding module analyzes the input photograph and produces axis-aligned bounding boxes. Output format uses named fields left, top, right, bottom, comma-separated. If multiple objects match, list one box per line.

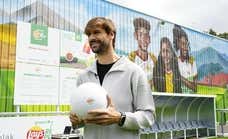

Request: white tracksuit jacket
left=76, top=56, right=155, bottom=139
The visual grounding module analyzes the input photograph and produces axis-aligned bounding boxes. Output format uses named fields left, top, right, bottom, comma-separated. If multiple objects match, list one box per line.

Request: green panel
left=225, top=89, right=228, bottom=121
left=6, top=69, right=15, bottom=112
left=0, top=69, right=7, bottom=112
left=30, top=24, right=48, bottom=46
left=33, top=105, right=40, bottom=112
left=198, top=85, right=227, bottom=122
left=216, top=94, right=224, bottom=121
left=0, top=69, right=15, bottom=112
left=60, top=105, right=70, bottom=112
left=20, top=105, right=57, bottom=112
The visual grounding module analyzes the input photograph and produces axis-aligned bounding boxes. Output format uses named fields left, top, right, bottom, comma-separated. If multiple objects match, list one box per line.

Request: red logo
left=26, top=125, right=44, bottom=139
left=86, top=98, right=94, bottom=105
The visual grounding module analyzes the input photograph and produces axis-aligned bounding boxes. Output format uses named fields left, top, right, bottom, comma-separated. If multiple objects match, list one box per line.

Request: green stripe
left=6, top=70, right=15, bottom=112
left=0, top=69, right=7, bottom=112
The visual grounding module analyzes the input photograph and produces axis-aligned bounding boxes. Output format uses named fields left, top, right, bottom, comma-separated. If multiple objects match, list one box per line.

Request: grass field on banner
left=198, top=85, right=226, bottom=95
left=0, top=69, right=15, bottom=112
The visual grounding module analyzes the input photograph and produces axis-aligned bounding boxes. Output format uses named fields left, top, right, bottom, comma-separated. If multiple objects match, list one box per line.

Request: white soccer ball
left=70, top=82, right=108, bottom=118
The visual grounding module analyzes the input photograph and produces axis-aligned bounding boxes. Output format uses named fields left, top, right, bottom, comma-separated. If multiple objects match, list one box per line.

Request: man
left=70, top=17, right=155, bottom=139
left=128, top=17, right=156, bottom=90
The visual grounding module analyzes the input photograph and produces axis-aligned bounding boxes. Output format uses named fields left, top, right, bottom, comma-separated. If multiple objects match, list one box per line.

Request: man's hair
left=133, top=17, right=151, bottom=32
left=84, top=17, right=116, bottom=48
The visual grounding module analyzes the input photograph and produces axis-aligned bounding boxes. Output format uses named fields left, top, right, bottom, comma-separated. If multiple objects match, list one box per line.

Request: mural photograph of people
left=128, top=17, right=157, bottom=89
left=153, top=37, right=182, bottom=93
left=173, top=25, right=198, bottom=93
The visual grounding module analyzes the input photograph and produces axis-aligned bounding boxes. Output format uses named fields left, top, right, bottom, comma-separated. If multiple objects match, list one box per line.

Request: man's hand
left=85, top=95, right=121, bottom=126
left=69, top=112, right=84, bottom=127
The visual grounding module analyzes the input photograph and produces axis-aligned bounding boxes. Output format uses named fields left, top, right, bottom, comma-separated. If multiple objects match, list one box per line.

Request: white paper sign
left=14, top=62, right=59, bottom=105
left=16, top=21, right=60, bottom=66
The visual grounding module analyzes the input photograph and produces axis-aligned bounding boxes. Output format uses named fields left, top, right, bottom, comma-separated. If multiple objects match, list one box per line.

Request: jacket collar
left=87, top=56, right=127, bottom=74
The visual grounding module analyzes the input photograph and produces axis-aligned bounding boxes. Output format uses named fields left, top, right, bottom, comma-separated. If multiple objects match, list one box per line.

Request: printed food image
left=65, top=52, right=74, bottom=62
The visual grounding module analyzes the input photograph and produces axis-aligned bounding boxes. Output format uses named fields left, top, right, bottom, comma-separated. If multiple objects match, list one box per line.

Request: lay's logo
left=26, top=125, right=45, bottom=139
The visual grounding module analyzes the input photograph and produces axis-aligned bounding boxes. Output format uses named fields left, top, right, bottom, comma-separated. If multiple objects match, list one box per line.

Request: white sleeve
left=122, top=111, right=155, bottom=130
left=121, top=67, right=155, bottom=130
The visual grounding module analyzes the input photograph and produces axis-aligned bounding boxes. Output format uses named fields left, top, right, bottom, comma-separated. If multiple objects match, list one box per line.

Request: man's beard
left=89, top=40, right=109, bottom=54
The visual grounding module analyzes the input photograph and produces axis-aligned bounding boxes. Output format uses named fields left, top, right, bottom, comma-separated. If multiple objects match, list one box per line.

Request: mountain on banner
left=192, top=47, right=228, bottom=80
left=221, top=53, right=228, bottom=60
